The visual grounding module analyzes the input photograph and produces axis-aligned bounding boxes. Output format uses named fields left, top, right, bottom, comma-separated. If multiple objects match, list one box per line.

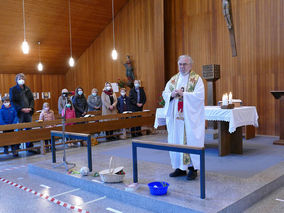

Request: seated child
left=0, top=96, right=19, bottom=157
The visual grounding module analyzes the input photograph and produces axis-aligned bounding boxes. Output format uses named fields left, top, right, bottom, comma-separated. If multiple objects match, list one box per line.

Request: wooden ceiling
left=0, top=0, right=128, bottom=74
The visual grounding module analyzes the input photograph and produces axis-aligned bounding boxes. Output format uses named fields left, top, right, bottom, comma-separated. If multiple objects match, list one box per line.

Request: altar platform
left=27, top=134, right=284, bottom=213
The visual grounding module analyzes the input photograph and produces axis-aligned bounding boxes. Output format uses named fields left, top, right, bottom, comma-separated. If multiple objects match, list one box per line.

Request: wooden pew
left=0, top=111, right=155, bottom=155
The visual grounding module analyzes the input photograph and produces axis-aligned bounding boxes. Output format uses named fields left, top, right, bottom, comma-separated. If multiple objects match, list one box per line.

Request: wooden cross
left=222, top=0, right=237, bottom=57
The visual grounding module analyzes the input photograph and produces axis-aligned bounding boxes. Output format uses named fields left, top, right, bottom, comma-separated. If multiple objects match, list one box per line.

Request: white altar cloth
left=154, top=106, right=259, bottom=133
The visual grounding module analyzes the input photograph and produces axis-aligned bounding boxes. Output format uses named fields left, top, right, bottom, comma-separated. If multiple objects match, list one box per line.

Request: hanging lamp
left=68, top=0, right=75, bottom=67
left=37, top=42, right=43, bottom=71
left=111, top=0, right=118, bottom=60
left=21, top=0, right=29, bottom=54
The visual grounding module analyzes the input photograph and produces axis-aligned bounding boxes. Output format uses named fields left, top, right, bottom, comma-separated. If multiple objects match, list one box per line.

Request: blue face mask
left=66, top=104, right=71, bottom=108
left=78, top=91, right=83, bottom=95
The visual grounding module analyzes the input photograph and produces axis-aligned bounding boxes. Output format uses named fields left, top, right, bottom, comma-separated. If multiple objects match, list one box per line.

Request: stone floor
left=0, top=134, right=284, bottom=213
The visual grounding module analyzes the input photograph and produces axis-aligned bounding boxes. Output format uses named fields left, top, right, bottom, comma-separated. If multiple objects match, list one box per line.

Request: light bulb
left=111, top=49, right=118, bottom=60
left=21, top=40, right=29, bottom=54
left=37, top=62, right=43, bottom=71
left=69, top=57, right=75, bottom=67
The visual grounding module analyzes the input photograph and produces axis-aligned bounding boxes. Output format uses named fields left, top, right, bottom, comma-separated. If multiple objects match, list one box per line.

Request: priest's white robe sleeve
left=183, top=78, right=205, bottom=169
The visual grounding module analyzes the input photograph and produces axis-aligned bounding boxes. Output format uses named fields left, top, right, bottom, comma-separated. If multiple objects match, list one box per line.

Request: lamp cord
left=68, top=0, right=73, bottom=57
left=22, top=0, right=26, bottom=40
left=112, top=0, right=115, bottom=49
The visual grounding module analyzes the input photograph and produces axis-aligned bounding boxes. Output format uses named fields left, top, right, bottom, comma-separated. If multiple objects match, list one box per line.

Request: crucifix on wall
left=222, top=0, right=237, bottom=57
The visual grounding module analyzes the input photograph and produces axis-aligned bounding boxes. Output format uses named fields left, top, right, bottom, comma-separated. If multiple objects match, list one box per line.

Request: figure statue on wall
left=222, top=0, right=232, bottom=29
left=123, top=55, right=135, bottom=86
left=222, top=0, right=237, bottom=57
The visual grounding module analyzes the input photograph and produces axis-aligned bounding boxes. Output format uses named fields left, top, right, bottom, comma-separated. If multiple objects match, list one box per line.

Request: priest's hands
left=176, top=89, right=183, bottom=97
left=171, top=89, right=183, bottom=98
left=171, top=90, right=177, bottom=97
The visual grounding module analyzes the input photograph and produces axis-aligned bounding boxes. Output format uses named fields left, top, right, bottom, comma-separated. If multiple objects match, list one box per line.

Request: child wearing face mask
left=62, top=100, right=80, bottom=147
left=0, top=96, right=19, bottom=156
left=62, top=100, right=76, bottom=122
left=117, top=88, right=131, bottom=139
left=117, top=88, right=130, bottom=113
left=39, top=102, right=55, bottom=124
left=39, top=102, right=55, bottom=151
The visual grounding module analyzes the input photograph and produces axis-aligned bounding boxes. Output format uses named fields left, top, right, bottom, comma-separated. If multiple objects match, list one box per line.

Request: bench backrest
left=0, top=111, right=154, bottom=146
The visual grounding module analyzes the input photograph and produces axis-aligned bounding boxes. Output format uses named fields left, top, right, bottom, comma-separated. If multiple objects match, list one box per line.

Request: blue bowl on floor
left=148, top=181, right=169, bottom=195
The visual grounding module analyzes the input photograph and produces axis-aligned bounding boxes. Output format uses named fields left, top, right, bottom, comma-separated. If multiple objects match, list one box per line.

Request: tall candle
left=223, top=93, right=228, bottom=105
left=229, top=92, right=232, bottom=104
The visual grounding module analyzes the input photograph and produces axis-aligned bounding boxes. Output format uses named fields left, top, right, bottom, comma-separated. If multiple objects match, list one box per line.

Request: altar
left=154, top=106, right=259, bottom=156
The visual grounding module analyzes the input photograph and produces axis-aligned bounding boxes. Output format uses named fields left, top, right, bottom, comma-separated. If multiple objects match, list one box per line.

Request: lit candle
left=223, top=93, right=228, bottom=105
left=229, top=92, right=232, bottom=104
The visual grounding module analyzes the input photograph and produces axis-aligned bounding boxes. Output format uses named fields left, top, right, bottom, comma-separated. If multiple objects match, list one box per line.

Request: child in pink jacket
left=61, top=100, right=76, bottom=123
left=39, top=102, right=55, bottom=150
left=61, top=100, right=77, bottom=146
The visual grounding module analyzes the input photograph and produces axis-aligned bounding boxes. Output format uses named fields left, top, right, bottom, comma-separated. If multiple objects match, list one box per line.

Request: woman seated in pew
left=0, top=96, right=19, bottom=157
left=39, top=102, right=55, bottom=151
left=101, top=82, right=118, bottom=141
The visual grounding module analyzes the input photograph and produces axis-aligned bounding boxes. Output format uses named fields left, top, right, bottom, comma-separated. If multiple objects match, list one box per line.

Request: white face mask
left=134, top=83, right=140, bottom=88
left=4, top=102, right=10, bottom=107
left=17, top=79, right=25, bottom=85
left=106, top=86, right=111, bottom=91
left=44, top=107, right=49, bottom=111
left=121, top=92, right=126, bottom=96
left=92, top=93, right=97, bottom=96
left=78, top=91, right=83, bottom=95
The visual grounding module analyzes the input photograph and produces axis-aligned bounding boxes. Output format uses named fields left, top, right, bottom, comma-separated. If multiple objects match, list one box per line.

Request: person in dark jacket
left=117, top=88, right=130, bottom=113
left=72, top=87, right=88, bottom=118
left=9, top=73, right=35, bottom=149
left=0, top=96, right=18, bottom=156
left=129, top=80, right=147, bottom=137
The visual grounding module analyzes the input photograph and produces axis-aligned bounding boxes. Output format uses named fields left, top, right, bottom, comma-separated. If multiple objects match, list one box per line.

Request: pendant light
left=111, top=0, right=118, bottom=60
left=37, top=42, right=43, bottom=71
left=68, top=0, right=75, bottom=67
left=21, top=0, right=29, bottom=54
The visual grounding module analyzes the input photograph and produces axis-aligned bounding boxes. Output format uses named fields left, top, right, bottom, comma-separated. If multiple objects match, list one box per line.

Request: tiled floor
left=1, top=134, right=284, bottom=213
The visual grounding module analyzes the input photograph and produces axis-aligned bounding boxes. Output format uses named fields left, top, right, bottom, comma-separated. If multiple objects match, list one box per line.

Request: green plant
left=117, top=78, right=128, bottom=88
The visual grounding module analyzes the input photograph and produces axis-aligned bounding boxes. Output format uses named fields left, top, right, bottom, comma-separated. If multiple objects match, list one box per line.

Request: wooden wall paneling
left=0, top=74, right=65, bottom=114
left=65, top=0, right=165, bottom=112
left=164, top=0, right=284, bottom=135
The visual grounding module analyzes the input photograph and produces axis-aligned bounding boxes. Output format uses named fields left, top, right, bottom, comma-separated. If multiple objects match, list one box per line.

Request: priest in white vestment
left=162, top=55, right=205, bottom=180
